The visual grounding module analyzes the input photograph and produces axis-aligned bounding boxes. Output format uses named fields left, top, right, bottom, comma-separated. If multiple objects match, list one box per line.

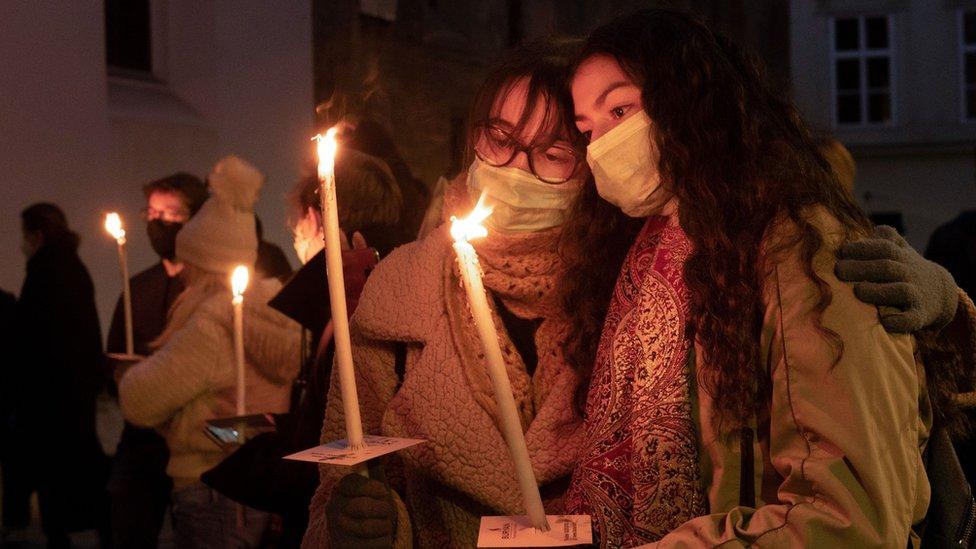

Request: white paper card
left=283, top=435, right=424, bottom=466
left=477, top=515, right=592, bottom=547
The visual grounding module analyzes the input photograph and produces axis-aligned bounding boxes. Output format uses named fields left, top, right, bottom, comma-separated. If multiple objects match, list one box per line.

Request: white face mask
left=586, top=111, right=664, bottom=218
left=466, top=158, right=581, bottom=233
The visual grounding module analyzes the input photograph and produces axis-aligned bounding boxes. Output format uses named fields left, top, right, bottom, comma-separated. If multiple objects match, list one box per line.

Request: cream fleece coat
left=303, top=227, right=583, bottom=548
left=120, top=278, right=301, bottom=485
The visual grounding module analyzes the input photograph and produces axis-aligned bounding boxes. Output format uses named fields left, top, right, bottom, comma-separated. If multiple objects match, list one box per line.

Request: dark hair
left=21, top=203, right=79, bottom=250
left=465, top=37, right=585, bottom=167
left=143, top=172, right=208, bottom=215
left=560, top=9, right=873, bottom=431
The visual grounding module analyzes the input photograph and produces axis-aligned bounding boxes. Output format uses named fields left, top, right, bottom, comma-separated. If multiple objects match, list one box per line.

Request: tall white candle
left=105, top=213, right=133, bottom=356
left=450, top=202, right=550, bottom=532
left=231, top=266, right=249, bottom=418
left=315, top=128, right=367, bottom=454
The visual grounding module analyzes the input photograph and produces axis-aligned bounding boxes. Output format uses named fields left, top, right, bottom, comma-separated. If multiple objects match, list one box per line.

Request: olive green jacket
left=643, top=211, right=932, bottom=548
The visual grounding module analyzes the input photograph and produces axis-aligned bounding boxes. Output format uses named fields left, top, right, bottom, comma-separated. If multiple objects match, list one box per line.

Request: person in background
left=335, top=116, right=431, bottom=244
left=200, top=124, right=419, bottom=548
left=118, top=157, right=301, bottom=548
left=925, top=190, right=976, bottom=487
left=106, top=172, right=207, bottom=549
left=0, top=288, right=29, bottom=540
left=254, top=215, right=293, bottom=283
left=927, top=203, right=976, bottom=306
left=14, top=203, right=108, bottom=548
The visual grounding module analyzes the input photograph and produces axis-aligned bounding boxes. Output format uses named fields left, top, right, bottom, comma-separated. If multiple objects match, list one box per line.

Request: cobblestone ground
left=1, top=393, right=174, bottom=548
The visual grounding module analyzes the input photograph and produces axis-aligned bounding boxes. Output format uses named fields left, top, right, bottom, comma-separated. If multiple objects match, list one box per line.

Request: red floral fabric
left=566, top=216, right=706, bottom=547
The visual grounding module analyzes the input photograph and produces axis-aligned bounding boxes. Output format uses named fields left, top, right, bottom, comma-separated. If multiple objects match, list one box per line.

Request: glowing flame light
left=313, top=127, right=339, bottom=182
left=104, top=213, right=126, bottom=242
left=231, top=265, right=250, bottom=299
left=450, top=194, right=493, bottom=243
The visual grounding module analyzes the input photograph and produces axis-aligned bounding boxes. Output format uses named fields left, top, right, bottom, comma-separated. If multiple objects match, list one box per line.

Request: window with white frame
left=961, top=10, right=976, bottom=120
left=831, top=15, right=893, bottom=126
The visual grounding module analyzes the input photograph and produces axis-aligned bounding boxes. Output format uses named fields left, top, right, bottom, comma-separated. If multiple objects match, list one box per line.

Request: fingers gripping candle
left=105, top=213, right=134, bottom=356
left=450, top=197, right=551, bottom=532
left=314, top=129, right=368, bottom=459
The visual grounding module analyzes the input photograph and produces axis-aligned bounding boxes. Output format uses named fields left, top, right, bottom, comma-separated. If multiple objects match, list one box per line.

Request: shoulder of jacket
left=353, top=228, right=452, bottom=340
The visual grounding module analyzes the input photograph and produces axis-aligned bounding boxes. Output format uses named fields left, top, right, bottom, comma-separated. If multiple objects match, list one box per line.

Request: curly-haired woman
left=561, top=9, right=973, bottom=548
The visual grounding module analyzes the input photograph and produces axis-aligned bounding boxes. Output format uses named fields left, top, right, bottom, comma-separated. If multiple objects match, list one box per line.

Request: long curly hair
left=560, top=9, right=872, bottom=431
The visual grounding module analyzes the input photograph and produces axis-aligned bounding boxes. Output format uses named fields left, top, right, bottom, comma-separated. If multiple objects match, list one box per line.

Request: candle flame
left=231, top=265, right=250, bottom=298
left=450, top=193, right=493, bottom=243
left=313, top=127, right=339, bottom=182
left=104, top=213, right=126, bottom=242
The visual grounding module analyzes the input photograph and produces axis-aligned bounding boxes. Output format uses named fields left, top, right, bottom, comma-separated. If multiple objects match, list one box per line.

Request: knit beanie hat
left=176, top=155, right=263, bottom=274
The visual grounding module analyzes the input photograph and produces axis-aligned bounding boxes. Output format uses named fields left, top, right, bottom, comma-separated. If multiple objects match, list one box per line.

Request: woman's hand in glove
left=326, top=471, right=397, bottom=549
left=836, top=225, right=958, bottom=333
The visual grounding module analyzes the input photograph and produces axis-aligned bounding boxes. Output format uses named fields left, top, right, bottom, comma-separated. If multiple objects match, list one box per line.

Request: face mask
left=146, top=219, right=183, bottom=260
left=586, top=111, right=665, bottom=218
left=465, top=159, right=580, bottom=233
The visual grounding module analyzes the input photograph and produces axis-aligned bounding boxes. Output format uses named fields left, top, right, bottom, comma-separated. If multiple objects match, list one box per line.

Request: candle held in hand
left=314, top=128, right=367, bottom=457
left=450, top=197, right=550, bottom=532
left=105, top=213, right=134, bottom=356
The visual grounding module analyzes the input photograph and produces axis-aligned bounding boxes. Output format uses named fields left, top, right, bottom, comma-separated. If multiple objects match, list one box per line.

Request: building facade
left=312, top=0, right=789, bottom=189
left=0, top=0, right=313, bottom=330
left=792, top=0, right=976, bottom=250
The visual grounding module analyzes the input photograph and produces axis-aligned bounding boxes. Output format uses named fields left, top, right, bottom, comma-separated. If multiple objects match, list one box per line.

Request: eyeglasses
left=140, top=207, right=189, bottom=223
left=474, top=123, right=583, bottom=184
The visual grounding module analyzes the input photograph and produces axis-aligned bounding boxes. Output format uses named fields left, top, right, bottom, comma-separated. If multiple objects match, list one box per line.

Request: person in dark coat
left=0, top=287, right=30, bottom=533
left=926, top=210, right=976, bottom=487
left=105, top=172, right=207, bottom=549
left=14, top=203, right=108, bottom=548
left=927, top=210, right=976, bottom=299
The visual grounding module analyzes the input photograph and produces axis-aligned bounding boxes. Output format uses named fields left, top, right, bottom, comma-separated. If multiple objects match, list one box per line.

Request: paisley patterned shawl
left=565, top=215, right=706, bottom=547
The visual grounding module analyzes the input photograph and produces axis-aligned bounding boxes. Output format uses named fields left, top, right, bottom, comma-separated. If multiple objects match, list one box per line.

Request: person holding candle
left=561, top=9, right=974, bottom=548
left=105, top=172, right=207, bottom=549
left=304, top=39, right=590, bottom=548
left=13, top=203, right=109, bottom=548
left=118, top=156, right=301, bottom=548
left=200, top=137, right=417, bottom=548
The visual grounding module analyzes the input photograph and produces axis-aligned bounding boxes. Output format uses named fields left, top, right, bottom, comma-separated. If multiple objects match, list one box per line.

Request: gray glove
left=326, top=470, right=397, bottom=549
left=836, top=225, right=958, bottom=333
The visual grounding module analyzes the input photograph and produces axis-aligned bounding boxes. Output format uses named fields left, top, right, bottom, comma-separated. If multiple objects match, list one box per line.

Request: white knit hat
left=176, top=155, right=263, bottom=274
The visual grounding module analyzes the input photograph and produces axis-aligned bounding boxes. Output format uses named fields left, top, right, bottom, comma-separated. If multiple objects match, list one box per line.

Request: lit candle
left=314, top=128, right=367, bottom=455
left=231, top=265, right=249, bottom=419
left=450, top=199, right=550, bottom=532
left=105, top=213, right=133, bottom=356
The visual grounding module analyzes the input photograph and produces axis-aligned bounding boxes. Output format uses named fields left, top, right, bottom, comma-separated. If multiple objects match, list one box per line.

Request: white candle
left=231, top=265, right=249, bottom=418
left=450, top=201, right=550, bottom=532
left=315, top=128, right=367, bottom=454
left=105, top=213, right=133, bottom=356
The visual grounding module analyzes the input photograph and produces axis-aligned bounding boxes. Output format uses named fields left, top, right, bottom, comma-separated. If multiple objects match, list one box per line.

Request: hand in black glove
left=836, top=225, right=958, bottom=333
left=326, top=470, right=397, bottom=549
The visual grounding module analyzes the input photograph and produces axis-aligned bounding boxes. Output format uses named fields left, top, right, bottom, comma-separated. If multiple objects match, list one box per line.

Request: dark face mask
left=146, top=220, right=183, bottom=260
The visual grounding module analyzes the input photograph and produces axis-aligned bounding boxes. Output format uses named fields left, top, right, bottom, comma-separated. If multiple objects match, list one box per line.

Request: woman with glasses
left=302, top=38, right=589, bottom=548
